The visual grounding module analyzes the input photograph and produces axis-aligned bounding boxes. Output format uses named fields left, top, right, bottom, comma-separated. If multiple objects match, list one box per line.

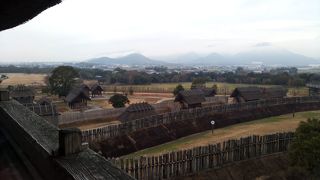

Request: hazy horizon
left=0, top=0, right=319, bottom=63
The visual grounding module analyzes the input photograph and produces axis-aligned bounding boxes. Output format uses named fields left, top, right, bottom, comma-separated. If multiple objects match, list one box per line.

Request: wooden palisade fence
left=58, top=107, right=126, bottom=125
left=82, top=96, right=320, bottom=142
left=109, top=132, right=294, bottom=180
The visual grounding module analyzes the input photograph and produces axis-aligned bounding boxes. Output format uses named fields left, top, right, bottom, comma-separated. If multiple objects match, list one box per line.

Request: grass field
left=123, top=110, right=320, bottom=158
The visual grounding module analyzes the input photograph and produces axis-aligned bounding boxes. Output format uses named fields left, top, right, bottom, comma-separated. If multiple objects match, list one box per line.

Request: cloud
left=253, top=42, right=272, bottom=47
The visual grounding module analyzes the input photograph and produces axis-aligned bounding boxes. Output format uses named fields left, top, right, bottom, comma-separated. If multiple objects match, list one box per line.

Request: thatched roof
left=65, top=88, right=91, bottom=103
left=126, top=102, right=155, bottom=112
left=10, top=85, right=35, bottom=98
left=0, top=0, right=61, bottom=31
left=174, top=89, right=206, bottom=105
left=231, top=86, right=287, bottom=101
left=230, top=87, right=263, bottom=101
left=91, top=84, right=103, bottom=92
left=79, top=84, right=90, bottom=91
left=119, top=102, right=156, bottom=122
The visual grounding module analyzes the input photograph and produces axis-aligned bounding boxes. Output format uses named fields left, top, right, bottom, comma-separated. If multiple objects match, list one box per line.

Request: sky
left=0, top=0, right=319, bottom=62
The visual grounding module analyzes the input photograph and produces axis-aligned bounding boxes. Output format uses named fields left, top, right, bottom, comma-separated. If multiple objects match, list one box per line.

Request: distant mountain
left=85, top=48, right=319, bottom=66
left=195, top=53, right=228, bottom=65
left=232, top=47, right=318, bottom=66
left=156, top=52, right=202, bottom=64
left=169, top=47, right=319, bottom=66
left=86, top=53, right=168, bottom=65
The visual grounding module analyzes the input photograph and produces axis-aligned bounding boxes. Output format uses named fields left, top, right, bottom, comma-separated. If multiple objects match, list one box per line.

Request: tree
left=288, top=118, right=320, bottom=178
left=48, top=66, right=79, bottom=97
left=109, top=94, right=130, bottom=108
left=191, top=77, right=207, bottom=89
left=212, top=84, right=218, bottom=91
left=173, top=84, right=184, bottom=96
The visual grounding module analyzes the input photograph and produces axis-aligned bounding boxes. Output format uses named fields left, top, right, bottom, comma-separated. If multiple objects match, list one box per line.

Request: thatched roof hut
left=119, top=102, right=156, bottom=122
left=65, top=88, right=91, bottom=109
left=230, top=86, right=287, bottom=103
left=91, top=84, right=103, bottom=97
left=174, top=89, right=206, bottom=109
left=79, top=84, right=90, bottom=97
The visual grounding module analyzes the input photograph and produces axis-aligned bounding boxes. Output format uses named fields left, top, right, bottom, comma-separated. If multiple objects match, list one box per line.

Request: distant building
left=91, top=84, right=103, bottom=97
left=10, top=85, right=35, bottom=104
left=119, top=102, right=156, bottom=122
left=174, top=89, right=206, bottom=109
left=306, top=83, right=320, bottom=96
left=230, top=87, right=287, bottom=103
left=65, top=88, right=91, bottom=109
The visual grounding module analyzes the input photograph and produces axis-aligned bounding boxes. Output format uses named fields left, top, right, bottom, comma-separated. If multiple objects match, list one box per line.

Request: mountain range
left=85, top=47, right=319, bottom=66
left=86, top=53, right=167, bottom=66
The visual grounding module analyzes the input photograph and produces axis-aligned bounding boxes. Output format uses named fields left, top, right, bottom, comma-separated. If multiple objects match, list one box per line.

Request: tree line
left=2, top=65, right=320, bottom=87
left=79, top=67, right=320, bottom=87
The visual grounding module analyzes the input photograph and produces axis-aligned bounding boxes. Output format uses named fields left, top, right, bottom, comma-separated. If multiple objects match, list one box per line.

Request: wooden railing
left=109, top=132, right=294, bottom=180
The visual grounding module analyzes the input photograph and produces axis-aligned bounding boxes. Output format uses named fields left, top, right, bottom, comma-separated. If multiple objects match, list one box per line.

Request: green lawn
left=123, top=110, right=320, bottom=158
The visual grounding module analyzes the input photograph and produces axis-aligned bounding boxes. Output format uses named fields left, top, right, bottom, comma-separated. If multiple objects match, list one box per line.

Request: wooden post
left=0, top=89, right=9, bottom=101
left=59, top=128, right=82, bottom=156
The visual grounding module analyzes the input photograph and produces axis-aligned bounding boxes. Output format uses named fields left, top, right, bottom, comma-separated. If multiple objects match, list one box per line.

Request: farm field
left=0, top=73, right=46, bottom=86
left=123, top=110, right=320, bottom=158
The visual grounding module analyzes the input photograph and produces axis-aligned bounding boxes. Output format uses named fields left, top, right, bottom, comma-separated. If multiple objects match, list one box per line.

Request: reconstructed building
left=10, top=85, right=35, bottom=104
left=231, top=86, right=287, bottom=103
left=119, top=102, right=156, bottom=122
left=174, top=89, right=206, bottom=109
left=91, top=84, right=103, bottom=97
left=65, top=88, right=91, bottom=109
left=79, top=84, right=90, bottom=97
left=306, top=83, right=320, bottom=96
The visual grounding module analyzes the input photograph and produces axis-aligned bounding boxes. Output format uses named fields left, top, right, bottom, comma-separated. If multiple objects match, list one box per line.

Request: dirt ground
left=125, top=110, right=320, bottom=158
left=0, top=73, right=46, bottom=86
left=88, top=92, right=173, bottom=109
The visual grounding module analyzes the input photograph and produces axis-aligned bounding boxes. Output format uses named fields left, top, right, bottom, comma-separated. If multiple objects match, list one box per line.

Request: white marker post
left=211, top=120, right=215, bottom=134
